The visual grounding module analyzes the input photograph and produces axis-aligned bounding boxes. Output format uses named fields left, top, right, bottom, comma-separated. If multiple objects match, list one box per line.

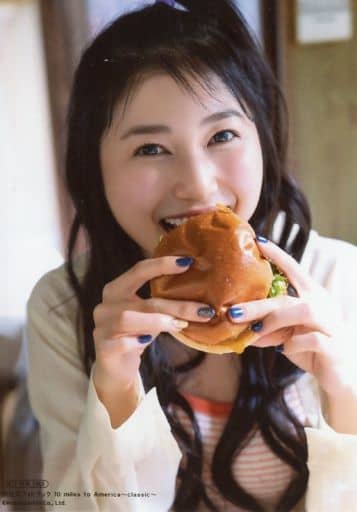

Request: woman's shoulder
left=301, top=229, right=357, bottom=274
left=27, top=251, right=89, bottom=318
left=305, top=228, right=357, bottom=256
left=272, top=213, right=357, bottom=281
left=273, top=212, right=357, bottom=261
left=26, top=252, right=89, bottom=365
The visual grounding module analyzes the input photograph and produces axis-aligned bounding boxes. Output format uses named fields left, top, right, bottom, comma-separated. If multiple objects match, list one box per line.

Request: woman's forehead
left=111, top=71, right=242, bottom=125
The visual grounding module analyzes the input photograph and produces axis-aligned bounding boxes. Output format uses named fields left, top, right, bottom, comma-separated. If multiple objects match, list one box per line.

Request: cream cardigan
left=26, top=228, right=357, bottom=512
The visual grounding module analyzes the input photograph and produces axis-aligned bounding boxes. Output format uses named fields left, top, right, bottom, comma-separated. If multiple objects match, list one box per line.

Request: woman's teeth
left=161, top=216, right=189, bottom=232
left=164, top=216, right=189, bottom=226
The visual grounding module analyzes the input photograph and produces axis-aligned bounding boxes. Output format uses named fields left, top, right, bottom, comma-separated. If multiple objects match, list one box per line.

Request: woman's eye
left=134, top=144, right=165, bottom=157
left=210, top=130, right=238, bottom=145
left=133, top=131, right=237, bottom=156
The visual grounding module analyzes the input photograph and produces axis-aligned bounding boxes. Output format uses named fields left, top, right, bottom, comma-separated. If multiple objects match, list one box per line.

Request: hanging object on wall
left=296, top=0, right=353, bottom=44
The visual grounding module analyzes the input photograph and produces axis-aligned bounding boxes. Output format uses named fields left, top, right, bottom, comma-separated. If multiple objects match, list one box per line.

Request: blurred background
left=0, top=0, right=356, bottom=501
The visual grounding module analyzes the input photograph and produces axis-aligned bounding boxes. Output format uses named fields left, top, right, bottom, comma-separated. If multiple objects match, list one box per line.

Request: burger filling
left=269, top=270, right=288, bottom=297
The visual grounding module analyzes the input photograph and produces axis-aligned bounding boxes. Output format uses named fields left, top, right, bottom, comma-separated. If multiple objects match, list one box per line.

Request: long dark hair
left=65, top=1, right=311, bottom=510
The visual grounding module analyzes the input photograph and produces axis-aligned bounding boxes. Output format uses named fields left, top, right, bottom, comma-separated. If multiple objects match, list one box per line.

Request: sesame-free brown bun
left=150, top=205, right=274, bottom=354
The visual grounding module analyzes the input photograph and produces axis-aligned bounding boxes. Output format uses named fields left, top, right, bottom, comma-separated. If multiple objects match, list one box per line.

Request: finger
left=95, top=309, right=188, bottom=340
left=228, top=295, right=296, bottom=323
left=256, top=238, right=312, bottom=294
left=251, top=327, right=294, bottom=348
left=143, top=297, right=216, bottom=322
left=248, top=301, right=333, bottom=340
left=103, top=256, right=194, bottom=300
left=94, top=331, right=156, bottom=355
left=282, top=331, right=331, bottom=355
left=95, top=297, right=216, bottom=328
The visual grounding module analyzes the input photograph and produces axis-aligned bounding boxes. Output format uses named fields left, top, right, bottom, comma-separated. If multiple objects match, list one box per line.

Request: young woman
left=26, top=1, right=357, bottom=510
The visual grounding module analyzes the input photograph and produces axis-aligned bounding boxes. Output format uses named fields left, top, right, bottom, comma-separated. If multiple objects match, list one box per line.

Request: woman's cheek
left=115, top=165, right=162, bottom=193
left=123, top=168, right=168, bottom=215
left=223, top=147, right=263, bottom=217
left=223, top=145, right=261, bottom=181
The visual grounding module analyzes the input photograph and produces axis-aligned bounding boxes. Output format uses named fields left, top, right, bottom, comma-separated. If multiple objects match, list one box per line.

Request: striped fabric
left=172, top=384, right=308, bottom=511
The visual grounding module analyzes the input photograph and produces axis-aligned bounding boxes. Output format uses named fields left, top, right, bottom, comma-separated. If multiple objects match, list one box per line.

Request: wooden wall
left=279, top=0, right=357, bottom=244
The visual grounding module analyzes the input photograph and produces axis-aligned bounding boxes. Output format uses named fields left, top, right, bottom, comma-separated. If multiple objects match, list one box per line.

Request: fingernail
left=158, top=0, right=176, bottom=6
left=172, top=319, right=189, bottom=330
left=275, top=344, right=284, bottom=353
left=287, top=284, right=298, bottom=297
left=229, top=306, right=244, bottom=319
left=256, top=235, right=268, bottom=243
left=197, top=306, right=216, bottom=319
left=176, top=256, right=194, bottom=267
left=251, top=320, right=264, bottom=332
left=138, top=334, right=153, bottom=344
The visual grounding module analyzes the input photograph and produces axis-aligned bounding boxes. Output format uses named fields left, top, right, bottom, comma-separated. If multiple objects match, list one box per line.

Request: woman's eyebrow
left=119, top=109, right=243, bottom=140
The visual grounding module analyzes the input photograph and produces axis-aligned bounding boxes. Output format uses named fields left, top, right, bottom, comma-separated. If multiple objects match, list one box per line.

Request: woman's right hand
left=92, top=256, right=215, bottom=396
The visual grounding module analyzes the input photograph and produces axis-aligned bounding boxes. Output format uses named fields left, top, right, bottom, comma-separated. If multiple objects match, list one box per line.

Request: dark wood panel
left=39, top=0, right=89, bottom=254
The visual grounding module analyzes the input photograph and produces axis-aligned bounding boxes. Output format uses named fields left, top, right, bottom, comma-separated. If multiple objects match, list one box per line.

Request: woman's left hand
left=228, top=238, right=355, bottom=399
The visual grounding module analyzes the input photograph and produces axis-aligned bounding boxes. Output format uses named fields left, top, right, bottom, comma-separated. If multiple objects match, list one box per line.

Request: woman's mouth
left=159, top=205, right=234, bottom=233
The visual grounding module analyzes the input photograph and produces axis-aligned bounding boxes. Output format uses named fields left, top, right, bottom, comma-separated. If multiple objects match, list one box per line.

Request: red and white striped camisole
left=172, top=384, right=309, bottom=511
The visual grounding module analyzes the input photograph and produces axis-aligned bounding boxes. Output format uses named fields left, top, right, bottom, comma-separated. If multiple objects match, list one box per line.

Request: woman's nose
left=173, top=155, right=219, bottom=201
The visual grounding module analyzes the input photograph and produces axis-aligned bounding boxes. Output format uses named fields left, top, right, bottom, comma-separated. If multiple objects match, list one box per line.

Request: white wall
left=0, top=0, right=63, bottom=320
left=236, top=0, right=262, bottom=41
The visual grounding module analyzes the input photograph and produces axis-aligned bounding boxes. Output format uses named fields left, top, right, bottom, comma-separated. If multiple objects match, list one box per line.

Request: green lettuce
left=268, top=264, right=289, bottom=298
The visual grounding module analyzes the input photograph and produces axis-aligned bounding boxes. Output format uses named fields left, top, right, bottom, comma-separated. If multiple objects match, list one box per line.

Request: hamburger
left=150, top=204, right=288, bottom=354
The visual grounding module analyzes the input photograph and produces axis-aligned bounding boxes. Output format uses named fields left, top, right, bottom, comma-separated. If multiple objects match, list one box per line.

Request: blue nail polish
left=197, top=306, right=215, bottom=319
left=275, top=344, right=284, bottom=353
left=229, top=307, right=244, bottom=319
left=256, top=235, right=268, bottom=243
left=138, top=334, right=153, bottom=344
left=287, top=284, right=298, bottom=297
left=251, top=320, right=264, bottom=332
left=157, top=0, right=175, bottom=6
left=176, top=256, right=194, bottom=267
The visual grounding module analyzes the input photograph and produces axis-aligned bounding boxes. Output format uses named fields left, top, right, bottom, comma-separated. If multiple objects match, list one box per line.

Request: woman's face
left=100, top=73, right=263, bottom=256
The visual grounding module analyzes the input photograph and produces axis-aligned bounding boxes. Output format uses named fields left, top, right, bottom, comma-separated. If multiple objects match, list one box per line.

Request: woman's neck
left=161, top=334, right=241, bottom=403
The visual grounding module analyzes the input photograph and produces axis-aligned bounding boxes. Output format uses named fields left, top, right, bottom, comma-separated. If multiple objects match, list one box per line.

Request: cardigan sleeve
left=26, top=270, right=182, bottom=512
left=305, top=425, right=357, bottom=511
left=299, top=234, right=357, bottom=511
